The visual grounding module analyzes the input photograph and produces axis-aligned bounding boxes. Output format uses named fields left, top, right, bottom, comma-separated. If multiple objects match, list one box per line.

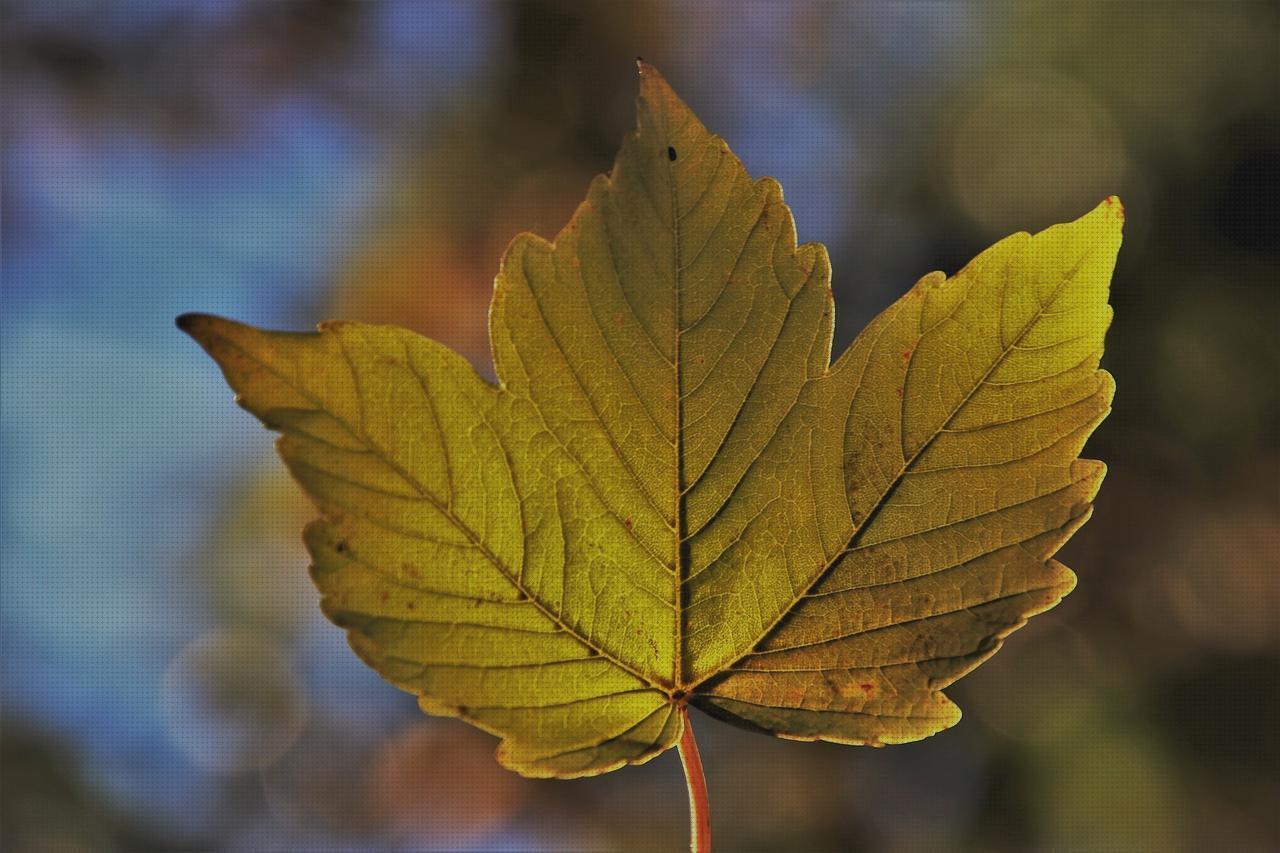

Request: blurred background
left=2, top=1, right=1277, bottom=850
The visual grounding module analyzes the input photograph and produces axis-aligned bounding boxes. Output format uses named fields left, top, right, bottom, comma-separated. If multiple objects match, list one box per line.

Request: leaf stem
left=677, top=705, right=711, bottom=853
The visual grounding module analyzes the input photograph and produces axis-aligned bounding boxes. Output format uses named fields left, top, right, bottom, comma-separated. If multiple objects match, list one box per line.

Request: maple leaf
left=179, top=63, right=1120, bottom=783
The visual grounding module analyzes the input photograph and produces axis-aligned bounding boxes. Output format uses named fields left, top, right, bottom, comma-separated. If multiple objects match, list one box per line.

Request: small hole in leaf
left=667, top=146, right=677, bottom=162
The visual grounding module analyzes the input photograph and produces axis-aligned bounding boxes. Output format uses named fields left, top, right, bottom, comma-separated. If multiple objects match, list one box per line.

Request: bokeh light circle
left=159, top=627, right=309, bottom=773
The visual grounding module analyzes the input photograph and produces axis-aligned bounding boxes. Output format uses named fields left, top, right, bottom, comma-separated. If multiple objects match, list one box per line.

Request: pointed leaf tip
left=633, top=61, right=702, bottom=146
left=635, top=59, right=679, bottom=104
left=1103, top=194, right=1125, bottom=222
left=176, top=313, right=225, bottom=344
left=175, top=313, right=230, bottom=345
left=1080, top=195, right=1124, bottom=229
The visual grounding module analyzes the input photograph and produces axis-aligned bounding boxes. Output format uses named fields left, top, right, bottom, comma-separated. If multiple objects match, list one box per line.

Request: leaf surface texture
left=181, top=63, right=1121, bottom=777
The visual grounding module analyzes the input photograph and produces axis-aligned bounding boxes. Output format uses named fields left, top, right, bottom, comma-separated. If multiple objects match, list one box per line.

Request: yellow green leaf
left=179, top=62, right=1121, bottom=778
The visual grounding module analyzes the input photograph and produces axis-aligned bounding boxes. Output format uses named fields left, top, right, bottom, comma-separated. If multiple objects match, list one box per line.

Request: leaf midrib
left=669, top=115, right=689, bottom=690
